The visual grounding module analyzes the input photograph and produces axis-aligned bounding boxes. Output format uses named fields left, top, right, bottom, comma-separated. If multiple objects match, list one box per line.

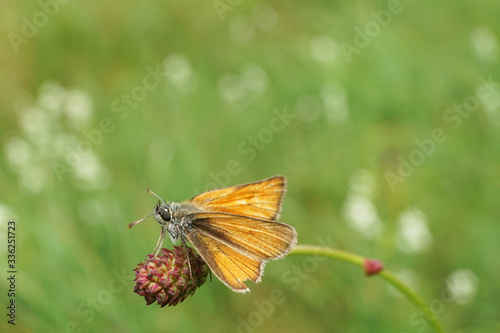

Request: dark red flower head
left=134, top=246, right=209, bottom=307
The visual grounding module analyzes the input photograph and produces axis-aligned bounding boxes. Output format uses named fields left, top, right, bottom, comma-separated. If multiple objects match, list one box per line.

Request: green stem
left=290, top=245, right=446, bottom=333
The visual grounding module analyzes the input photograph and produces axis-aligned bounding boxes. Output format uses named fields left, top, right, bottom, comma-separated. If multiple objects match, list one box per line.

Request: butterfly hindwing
left=183, top=212, right=297, bottom=292
left=189, top=212, right=297, bottom=261
left=184, top=228, right=262, bottom=293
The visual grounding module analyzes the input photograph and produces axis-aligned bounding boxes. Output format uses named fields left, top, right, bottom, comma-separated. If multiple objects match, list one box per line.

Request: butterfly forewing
left=190, top=176, right=286, bottom=221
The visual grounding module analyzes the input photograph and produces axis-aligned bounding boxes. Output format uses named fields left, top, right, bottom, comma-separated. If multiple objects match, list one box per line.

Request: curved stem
left=290, top=245, right=446, bottom=333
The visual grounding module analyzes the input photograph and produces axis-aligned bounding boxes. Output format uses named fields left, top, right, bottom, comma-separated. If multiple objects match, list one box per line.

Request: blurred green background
left=1, top=0, right=499, bottom=332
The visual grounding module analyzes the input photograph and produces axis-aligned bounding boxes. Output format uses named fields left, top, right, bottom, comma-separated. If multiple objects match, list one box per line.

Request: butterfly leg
left=180, top=236, right=193, bottom=279
left=152, top=226, right=167, bottom=257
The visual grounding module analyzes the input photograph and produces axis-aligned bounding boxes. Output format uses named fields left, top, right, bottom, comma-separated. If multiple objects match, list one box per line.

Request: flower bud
left=364, top=258, right=384, bottom=276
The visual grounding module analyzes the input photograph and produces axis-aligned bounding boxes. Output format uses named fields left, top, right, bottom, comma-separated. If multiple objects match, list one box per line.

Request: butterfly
left=129, top=176, right=298, bottom=293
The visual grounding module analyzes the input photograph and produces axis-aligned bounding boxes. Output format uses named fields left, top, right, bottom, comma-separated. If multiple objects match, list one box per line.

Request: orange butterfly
left=129, top=176, right=297, bottom=293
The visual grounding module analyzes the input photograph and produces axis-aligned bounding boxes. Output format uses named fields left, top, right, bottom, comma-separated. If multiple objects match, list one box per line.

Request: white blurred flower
left=218, top=73, right=244, bottom=103
left=0, top=203, right=17, bottom=224
left=479, top=80, right=500, bottom=128
left=343, top=169, right=383, bottom=240
left=217, top=64, right=269, bottom=112
left=471, top=26, right=498, bottom=63
left=6, top=80, right=109, bottom=189
left=74, top=152, right=111, bottom=190
left=5, top=136, right=47, bottom=193
left=18, top=106, right=52, bottom=142
left=5, top=137, right=32, bottom=171
left=64, top=89, right=94, bottom=130
left=163, top=53, right=198, bottom=95
left=229, top=16, right=255, bottom=43
left=38, top=81, right=67, bottom=116
left=343, top=194, right=383, bottom=240
left=446, top=269, right=479, bottom=305
left=396, top=207, right=433, bottom=254
left=252, top=4, right=279, bottom=33
left=240, top=64, right=269, bottom=95
left=309, top=35, right=341, bottom=64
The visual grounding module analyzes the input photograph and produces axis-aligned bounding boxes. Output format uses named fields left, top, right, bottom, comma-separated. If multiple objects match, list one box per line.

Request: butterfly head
left=154, top=202, right=173, bottom=226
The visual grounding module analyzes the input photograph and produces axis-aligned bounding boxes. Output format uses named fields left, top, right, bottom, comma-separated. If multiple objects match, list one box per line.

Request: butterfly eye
left=160, top=209, right=171, bottom=222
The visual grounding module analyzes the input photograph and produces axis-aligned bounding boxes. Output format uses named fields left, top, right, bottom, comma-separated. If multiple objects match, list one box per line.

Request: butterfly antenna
left=147, top=188, right=166, bottom=204
left=127, top=211, right=156, bottom=229
left=128, top=188, right=164, bottom=229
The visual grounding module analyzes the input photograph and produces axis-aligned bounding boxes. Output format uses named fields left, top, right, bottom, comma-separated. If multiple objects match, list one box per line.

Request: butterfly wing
left=184, top=212, right=297, bottom=292
left=184, top=229, right=261, bottom=292
left=190, top=176, right=286, bottom=221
